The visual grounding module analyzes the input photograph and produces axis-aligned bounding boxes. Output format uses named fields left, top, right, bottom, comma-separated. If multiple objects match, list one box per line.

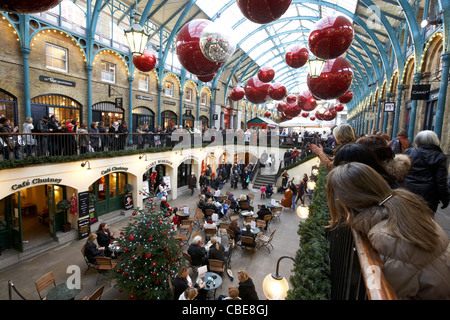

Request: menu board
left=77, top=217, right=90, bottom=240
left=78, top=192, right=89, bottom=218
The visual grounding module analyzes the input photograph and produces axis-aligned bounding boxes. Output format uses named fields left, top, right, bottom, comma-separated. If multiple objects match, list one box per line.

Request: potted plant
left=56, top=199, right=72, bottom=232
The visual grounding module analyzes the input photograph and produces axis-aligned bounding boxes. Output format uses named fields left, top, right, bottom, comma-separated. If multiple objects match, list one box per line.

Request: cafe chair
left=204, top=227, right=217, bottom=240
left=175, top=223, right=193, bottom=246
left=238, top=201, right=251, bottom=211
left=257, top=229, right=276, bottom=253
left=263, top=214, right=272, bottom=232
left=219, top=195, right=228, bottom=202
left=271, top=207, right=282, bottom=222
left=240, top=236, right=257, bottom=258
left=35, top=271, right=56, bottom=300
left=81, top=244, right=99, bottom=275
left=179, top=220, right=192, bottom=233
left=248, top=193, right=255, bottom=204
left=218, top=222, right=230, bottom=240
left=95, top=256, right=117, bottom=286
left=205, top=209, right=215, bottom=217
left=183, top=252, right=200, bottom=274
left=208, top=259, right=225, bottom=275
left=189, top=209, right=204, bottom=230
left=256, top=219, right=266, bottom=232
left=81, top=285, right=105, bottom=300
left=226, top=228, right=237, bottom=243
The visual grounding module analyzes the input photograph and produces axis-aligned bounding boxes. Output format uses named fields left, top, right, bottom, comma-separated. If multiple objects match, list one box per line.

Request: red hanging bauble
left=264, top=111, right=271, bottom=117
left=276, top=102, right=288, bottom=113
left=310, top=116, right=316, bottom=121
left=307, top=57, right=353, bottom=100
left=297, top=90, right=317, bottom=112
left=230, top=86, right=245, bottom=101
left=284, top=102, right=301, bottom=118
left=197, top=73, right=215, bottom=82
left=268, top=82, right=287, bottom=100
left=334, top=103, right=345, bottom=112
left=257, top=66, right=275, bottom=83
left=286, top=94, right=297, bottom=104
left=285, top=45, right=309, bottom=68
left=132, top=50, right=157, bottom=72
left=244, top=76, right=270, bottom=104
left=236, top=0, right=293, bottom=24
left=0, top=0, right=62, bottom=13
left=301, top=111, right=309, bottom=118
left=338, top=90, right=354, bottom=104
left=308, top=15, right=354, bottom=60
left=176, top=19, right=224, bottom=76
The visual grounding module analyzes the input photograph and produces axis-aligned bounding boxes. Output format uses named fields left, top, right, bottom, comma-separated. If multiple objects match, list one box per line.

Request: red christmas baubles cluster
left=132, top=50, right=157, bottom=72
left=236, top=0, right=293, bottom=24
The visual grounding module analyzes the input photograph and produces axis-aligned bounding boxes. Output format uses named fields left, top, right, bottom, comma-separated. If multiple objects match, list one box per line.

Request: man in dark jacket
left=47, top=115, right=62, bottom=156
left=188, top=173, right=197, bottom=195
left=187, top=236, right=208, bottom=266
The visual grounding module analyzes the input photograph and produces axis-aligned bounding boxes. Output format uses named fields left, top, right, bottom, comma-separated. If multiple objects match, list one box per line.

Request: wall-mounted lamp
left=81, top=161, right=91, bottom=170
left=139, top=154, right=147, bottom=161
left=262, top=256, right=295, bottom=300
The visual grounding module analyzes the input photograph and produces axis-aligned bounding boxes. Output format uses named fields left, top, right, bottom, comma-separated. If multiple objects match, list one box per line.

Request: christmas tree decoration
left=132, top=50, right=157, bottom=72
left=0, top=0, right=62, bottom=13
left=284, top=101, right=301, bottom=118
left=308, top=15, right=354, bottom=60
left=286, top=94, right=297, bottom=104
left=334, top=103, right=345, bottom=112
left=285, top=45, right=309, bottom=69
left=264, top=111, right=272, bottom=117
left=230, top=86, right=245, bottom=101
left=276, top=101, right=288, bottom=113
left=309, top=116, right=316, bottom=121
left=307, top=57, right=353, bottom=100
left=236, top=0, right=293, bottom=24
left=257, top=66, right=275, bottom=83
left=244, top=76, right=271, bottom=104
left=199, top=22, right=236, bottom=63
left=268, top=82, right=287, bottom=100
left=110, top=196, right=183, bottom=300
left=301, top=111, right=309, bottom=118
left=337, top=90, right=354, bottom=104
left=176, top=19, right=224, bottom=76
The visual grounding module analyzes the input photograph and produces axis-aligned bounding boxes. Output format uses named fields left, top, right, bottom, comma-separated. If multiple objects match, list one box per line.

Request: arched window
left=133, top=107, right=155, bottom=131
left=161, top=110, right=177, bottom=129
left=31, top=94, right=81, bottom=126
left=92, top=101, right=124, bottom=127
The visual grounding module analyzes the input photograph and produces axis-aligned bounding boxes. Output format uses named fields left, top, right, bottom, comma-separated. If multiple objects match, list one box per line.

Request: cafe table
left=46, top=283, right=81, bottom=300
left=198, top=272, right=222, bottom=300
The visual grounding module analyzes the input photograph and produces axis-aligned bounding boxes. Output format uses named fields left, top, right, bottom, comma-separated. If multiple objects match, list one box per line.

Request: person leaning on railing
left=326, top=162, right=450, bottom=300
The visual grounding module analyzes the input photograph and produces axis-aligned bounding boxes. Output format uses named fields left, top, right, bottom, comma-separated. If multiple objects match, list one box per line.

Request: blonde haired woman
left=237, top=270, right=259, bottom=300
left=208, top=236, right=226, bottom=263
left=310, top=123, right=356, bottom=170
left=326, top=162, right=450, bottom=299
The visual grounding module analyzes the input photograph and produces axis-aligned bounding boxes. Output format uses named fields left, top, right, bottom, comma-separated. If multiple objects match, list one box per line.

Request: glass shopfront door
left=89, top=173, right=127, bottom=216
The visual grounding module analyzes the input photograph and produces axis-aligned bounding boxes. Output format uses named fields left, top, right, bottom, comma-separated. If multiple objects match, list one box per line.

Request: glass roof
left=195, top=0, right=359, bottom=93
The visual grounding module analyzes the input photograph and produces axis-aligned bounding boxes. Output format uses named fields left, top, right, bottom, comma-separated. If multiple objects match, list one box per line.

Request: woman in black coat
left=404, top=130, right=449, bottom=213
left=96, top=223, right=115, bottom=257
left=84, top=233, right=105, bottom=263
left=237, top=270, right=259, bottom=300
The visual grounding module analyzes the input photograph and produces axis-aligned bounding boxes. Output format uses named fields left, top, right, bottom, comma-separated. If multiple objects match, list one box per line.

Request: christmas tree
left=111, top=195, right=183, bottom=300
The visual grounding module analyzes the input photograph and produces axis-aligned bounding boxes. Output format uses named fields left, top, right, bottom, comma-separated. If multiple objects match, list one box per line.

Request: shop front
left=31, top=94, right=82, bottom=126
left=0, top=181, right=72, bottom=252
left=92, top=101, right=124, bottom=128
left=88, top=171, right=128, bottom=218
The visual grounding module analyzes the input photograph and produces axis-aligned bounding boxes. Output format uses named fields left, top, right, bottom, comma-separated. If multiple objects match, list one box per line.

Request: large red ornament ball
left=307, top=57, right=353, bottom=100
left=268, top=82, right=287, bottom=100
left=264, top=111, right=272, bottom=117
left=244, top=76, right=270, bottom=104
left=0, top=0, right=62, bottom=13
left=276, top=102, right=288, bottom=113
left=257, top=66, right=275, bottom=83
left=230, top=86, right=245, bottom=101
left=297, top=90, right=317, bottom=112
left=284, top=102, right=301, bottom=118
left=285, top=45, right=309, bottom=68
left=197, top=73, right=215, bottom=82
left=308, top=15, right=354, bottom=60
left=132, top=50, right=157, bottom=72
left=338, top=90, right=354, bottom=104
left=176, top=19, right=224, bottom=76
left=286, top=94, right=297, bottom=104
left=315, top=107, right=326, bottom=120
left=236, top=0, right=293, bottom=24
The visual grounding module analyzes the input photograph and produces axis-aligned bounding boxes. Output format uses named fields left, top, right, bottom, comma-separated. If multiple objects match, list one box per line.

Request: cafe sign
left=101, top=166, right=129, bottom=175
left=12, top=178, right=63, bottom=190
left=145, top=159, right=173, bottom=170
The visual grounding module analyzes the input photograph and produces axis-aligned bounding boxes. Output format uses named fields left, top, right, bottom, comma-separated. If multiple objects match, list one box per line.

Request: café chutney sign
left=12, top=178, right=63, bottom=190
left=101, top=166, right=129, bottom=175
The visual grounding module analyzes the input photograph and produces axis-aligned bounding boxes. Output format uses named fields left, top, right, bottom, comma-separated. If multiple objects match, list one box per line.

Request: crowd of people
left=308, top=123, right=450, bottom=299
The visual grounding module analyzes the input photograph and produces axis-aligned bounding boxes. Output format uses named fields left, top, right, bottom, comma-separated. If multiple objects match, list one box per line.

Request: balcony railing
left=327, top=224, right=398, bottom=300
